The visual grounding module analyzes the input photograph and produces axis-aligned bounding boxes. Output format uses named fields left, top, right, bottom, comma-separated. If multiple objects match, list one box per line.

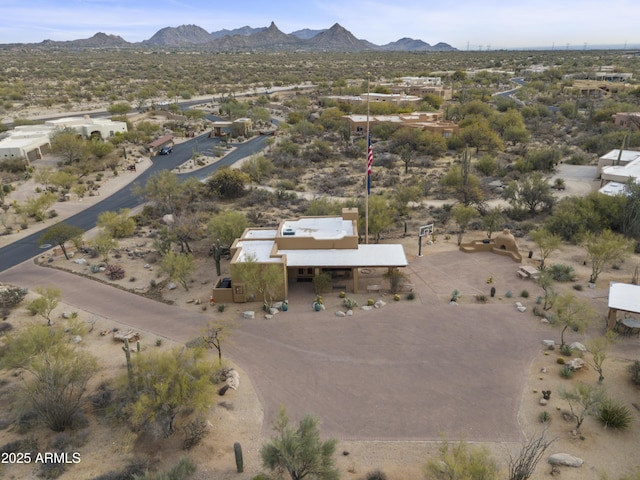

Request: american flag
left=367, top=136, right=373, bottom=194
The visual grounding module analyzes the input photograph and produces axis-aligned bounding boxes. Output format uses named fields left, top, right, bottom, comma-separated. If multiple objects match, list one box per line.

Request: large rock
left=361, top=305, right=373, bottom=311
left=570, top=342, right=587, bottom=352
left=548, top=453, right=583, bottom=467
left=346, top=309, right=353, bottom=316
left=269, top=307, right=280, bottom=315
left=374, top=300, right=386, bottom=309
left=243, top=311, right=255, bottom=319
left=167, top=282, right=177, bottom=290
left=335, top=311, right=346, bottom=317
left=567, top=358, right=585, bottom=370
left=542, top=339, right=555, bottom=348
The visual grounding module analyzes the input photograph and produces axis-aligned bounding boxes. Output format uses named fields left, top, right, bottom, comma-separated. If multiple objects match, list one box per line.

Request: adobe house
left=212, top=208, right=408, bottom=303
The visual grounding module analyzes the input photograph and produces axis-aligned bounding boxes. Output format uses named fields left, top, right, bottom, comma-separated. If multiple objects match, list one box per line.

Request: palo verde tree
left=529, top=228, right=562, bottom=270
left=585, top=332, right=616, bottom=384
left=97, top=209, right=136, bottom=238
left=508, top=430, right=554, bottom=480
left=233, top=254, right=284, bottom=310
left=39, top=222, right=84, bottom=260
left=26, top=287, right=61, bottom=326
left=502, top=172, right=554, bottom=216
left=585, top=229, right=633, bottom=285
left=482, top=206, right=503, bottom=239
left=452, top=203, right=477, bottom=246
left=552, top=291, right=599, bottom=348
left=0, top=324, right=97, bottom=432
left=261, top=407, right=339, bottom=480
left=440, top=148, right=484, bottom=206
left=126, top=346, right=217, bottom=438
left=559, top=383, right=605, bottom=432
left=160, top=251, right=195, bottom=291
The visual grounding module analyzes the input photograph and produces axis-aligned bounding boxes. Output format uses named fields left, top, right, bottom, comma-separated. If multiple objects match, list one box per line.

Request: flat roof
left=608, top=283, right=640, bottom=314
left=235, top=240, right=280, bottom=263
left=280, top=244, right=408, bottom=268
left=600, top=149, right=640, bottom=162
left=243, top=229, right=277, bottom=239
left=281, top=217, right=353, bottom=240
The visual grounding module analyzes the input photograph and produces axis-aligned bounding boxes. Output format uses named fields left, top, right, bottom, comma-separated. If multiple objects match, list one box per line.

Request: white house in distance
left=598, top=149, right=640, bottom=196
left=0, top=116, right=127, bottom=162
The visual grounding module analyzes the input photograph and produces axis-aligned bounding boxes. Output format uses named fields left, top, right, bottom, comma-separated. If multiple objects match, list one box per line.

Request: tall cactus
left=234, top=442, right=243, bottom=473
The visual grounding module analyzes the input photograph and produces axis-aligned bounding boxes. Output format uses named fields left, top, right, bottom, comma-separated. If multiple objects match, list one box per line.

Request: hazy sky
left=1, top=0, right=639, bottom=49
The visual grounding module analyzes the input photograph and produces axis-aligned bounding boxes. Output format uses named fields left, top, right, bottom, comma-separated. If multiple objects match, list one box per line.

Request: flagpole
left=365, top=72, right=370, bottom=244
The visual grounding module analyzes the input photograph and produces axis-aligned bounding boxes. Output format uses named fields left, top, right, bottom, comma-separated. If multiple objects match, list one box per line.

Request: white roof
left=599, top=181, right=628, bottom=196
left=243, top=229, right=277, bottom=239
left=600, top=149, right=640, bottom=162
left=280, top=244, right=408, bottom=268
left=281, top=217, right=353, bottom=240
left=235, top=240, right=280, bottom=263
left=608, top=282, right=640, bottom=314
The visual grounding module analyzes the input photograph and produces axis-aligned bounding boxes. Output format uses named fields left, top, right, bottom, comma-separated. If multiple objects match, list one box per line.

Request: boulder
left=243, top=311, right=255, bottom=319
left=567, top=358, right=585, bottom=370
left=167, top=282, right=177, bottom=290
left=449, top=301, right=458, bottom=306
left=74, top=258, right=87, bottom=265
left=346, top=309, right=353, bottom=316
left=264, top=314, right=273, bottom=319
left=517, top=305, right=527, bottom=312
left=70, top=335, right=82, bottom=344
left=225, top=368, right=240, bottom=390
left=570, top=342, right=587, bottom=352
left=542, top=340, right=556, bottom=348
left=548, top=453, right=583, bottom=468
left=62, top=312, right=72, bottom=319
left=539, top=398, right=548, bottom=406
left=361, top=305, right=373, bottom=311
left=374, top=300, right=386, bottom=309
left=269, top=307, right=280, bottom=315
left=335, top=311, right=346, bottom=317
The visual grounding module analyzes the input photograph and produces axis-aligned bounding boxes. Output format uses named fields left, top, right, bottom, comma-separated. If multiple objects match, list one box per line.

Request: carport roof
left=280, top=244, right=408, bottom=268
left=608, top=282, right=640, bottom=314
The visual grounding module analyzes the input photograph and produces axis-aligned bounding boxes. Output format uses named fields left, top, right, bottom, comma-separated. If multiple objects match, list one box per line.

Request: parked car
left=159, top=145, right=173, bottom=155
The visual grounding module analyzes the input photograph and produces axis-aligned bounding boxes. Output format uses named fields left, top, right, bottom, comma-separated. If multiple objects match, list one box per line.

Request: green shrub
left=573, top=284, right=583, bottom=291
left=343, top=297, right=358, bottom=309
left=407, top=292, right=415, bottom=300
left=520, top=289, right=529, bottom=298
left=549, top=263, right=576, bottom=282
left=560, top=364, right=574, bottom=378
left=366, top=470, right=388, bottom=480
left=367, top=298, right=374, bottom=306
left=557, top=357, right=566, bottom=365
left=505, top=290, right=513, bottom=298
left=560, top=344, right=573, bottom=357
left=598, top=397, right=633, bottom=429
left=538, top=411, right=551, bottom=423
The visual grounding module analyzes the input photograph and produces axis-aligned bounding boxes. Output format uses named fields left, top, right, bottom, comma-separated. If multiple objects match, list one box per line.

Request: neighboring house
left=325, top=92, right=422, bottom=106
left=382, top=77, right=452, bottom=100
left=212, top=208, right=409, bottom=303
left=598, top=149, right=640, bottom=195
left=0, top=116, right=127, bottom=162
left=612, top=112, right=640, bottom=128
left=343, top=111, right=459, bottom=137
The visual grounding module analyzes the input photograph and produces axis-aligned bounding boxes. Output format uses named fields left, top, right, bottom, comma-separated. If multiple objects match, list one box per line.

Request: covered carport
left=607, top=282, right=640, bottom=331
left=281, top=244, right=408, bottom=294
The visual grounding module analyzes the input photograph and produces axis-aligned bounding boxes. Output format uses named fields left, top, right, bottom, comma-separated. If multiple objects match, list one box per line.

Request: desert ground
left=1, top=110, right=640, bottom=479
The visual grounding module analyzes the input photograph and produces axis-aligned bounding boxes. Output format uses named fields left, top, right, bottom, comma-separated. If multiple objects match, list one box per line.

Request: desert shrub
left=38, top=457, right=68, bottom=479
left=475, top=294, right=487, bottom=303
left=560, top=344, right=573, bottom=357
left=366, top=470, right=388, bottom=480
left=90, top=384, right=114, bottom=412
left=343, top=298, right=358, bottom=309
left=105, top=264, right=125, bottom=280
left=557, top=357, right=566, bottom=365
left=573, top=284, right=583, bottom=291
left=91, top=458, right=148, bottom=480
left=560, top=365, right=574, bottom=378
left=538, top=410, right=551, bottom=423
left=549, top=263, right=576, bottom=282
left=182, top=417, right=209, bottom=450
left=15, top=409, right=39, bottom=433
left=0, top=322, right=13, bottom=335
left=407, top=292, right=416, bottom=300
left=520, top=289, right=529, bottom=298
left=0, top=285, right=28, bottom=308
left=0, top=436, right=38, bottom=455
left=598, top=397, right=633, bottom=429
left=629, top=360, right=640, bottom=386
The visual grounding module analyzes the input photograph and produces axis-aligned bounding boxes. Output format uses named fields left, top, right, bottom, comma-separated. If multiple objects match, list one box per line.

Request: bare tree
left=508, top=430, right=554, bottom=480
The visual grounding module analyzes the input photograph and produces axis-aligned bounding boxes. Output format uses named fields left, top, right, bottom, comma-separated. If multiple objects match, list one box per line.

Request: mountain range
left=31, top=22, right=456, bottom=52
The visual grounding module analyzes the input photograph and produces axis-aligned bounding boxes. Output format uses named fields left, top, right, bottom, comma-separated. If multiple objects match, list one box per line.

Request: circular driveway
left=1, top=251, right=549, bottom=442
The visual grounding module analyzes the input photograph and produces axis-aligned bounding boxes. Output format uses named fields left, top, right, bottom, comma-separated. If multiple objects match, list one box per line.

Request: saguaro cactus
left=234, top=442, right=243, bottom=472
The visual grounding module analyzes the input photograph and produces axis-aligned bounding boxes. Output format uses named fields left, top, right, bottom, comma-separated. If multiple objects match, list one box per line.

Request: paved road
left=0, top=132, right=269, bottom=272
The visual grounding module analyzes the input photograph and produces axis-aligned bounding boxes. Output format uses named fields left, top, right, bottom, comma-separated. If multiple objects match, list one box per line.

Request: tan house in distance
left=212, top=208, right=408, bottom=304
left=343, top=111, right=459, bottom=138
